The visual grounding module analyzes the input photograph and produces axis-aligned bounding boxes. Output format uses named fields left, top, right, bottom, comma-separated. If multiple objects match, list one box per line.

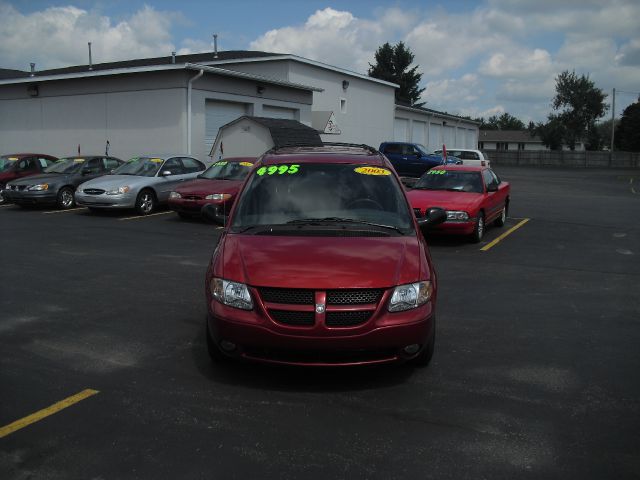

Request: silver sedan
left=76, top=155, right=206, bottom=215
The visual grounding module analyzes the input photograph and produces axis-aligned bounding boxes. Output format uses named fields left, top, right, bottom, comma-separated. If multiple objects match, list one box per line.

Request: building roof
left=479, top=130, right=541, bottom=142
left=396, top=103, right=481, bottom=125
left=238, top=116, right=323, bottom=148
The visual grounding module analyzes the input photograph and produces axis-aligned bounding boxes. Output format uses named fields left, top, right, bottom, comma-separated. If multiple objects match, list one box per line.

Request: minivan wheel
left=412, top=319, right=436, bottom=367
left=57, top=187, right=75, bottom=209
left=135, top=189, right=156, bottom=215
left=470, top=212, right=485, bottom=243
left=206, top=320, right=227, bottom=363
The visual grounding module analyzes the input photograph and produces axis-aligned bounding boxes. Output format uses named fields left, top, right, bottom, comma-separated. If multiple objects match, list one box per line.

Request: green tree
left=615, top=98, right=640, bottom=151
left=480, top=113, right=526, bottom=130
left=551, top=70, right=608, bottom=150
left=369, top=42, right=425, bottom=107
left=532, top=114, right=565, bottom=150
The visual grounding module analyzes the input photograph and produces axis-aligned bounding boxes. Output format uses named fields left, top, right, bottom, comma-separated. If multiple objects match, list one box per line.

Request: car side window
left=37, top=157, right=52, bottom=169
left=384, top=144, right=401, bottom=154
left=482, top=170, right=496, bottom=190
left=488, top=169, right=501, bottom=184
left=181, top=157, right=205, bottom=173
left=85, top=158, right=102, bottom=174
left=161, top=158, right=183, bottom=176
left=103, top=157, right=121, bottom=171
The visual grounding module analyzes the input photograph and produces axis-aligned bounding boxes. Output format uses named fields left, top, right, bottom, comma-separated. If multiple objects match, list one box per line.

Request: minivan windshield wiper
left=286, top=217, right=406, bottom=234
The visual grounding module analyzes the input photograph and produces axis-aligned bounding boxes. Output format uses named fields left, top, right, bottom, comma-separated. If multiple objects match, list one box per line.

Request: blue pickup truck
left=379, top=142, right=457, bottom=177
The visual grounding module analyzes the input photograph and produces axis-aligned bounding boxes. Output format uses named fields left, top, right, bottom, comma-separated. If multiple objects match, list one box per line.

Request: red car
left=202, top=144, right=447, bottom=367
left=406, top=165, right=510, bottom=242
left=0, top=153, right=58, bottom=204
left=168, top=157, right=255, bottom=219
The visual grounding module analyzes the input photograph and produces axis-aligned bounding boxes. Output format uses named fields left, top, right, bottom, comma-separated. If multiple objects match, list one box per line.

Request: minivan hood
left=218, top=234, right=424, bottom=289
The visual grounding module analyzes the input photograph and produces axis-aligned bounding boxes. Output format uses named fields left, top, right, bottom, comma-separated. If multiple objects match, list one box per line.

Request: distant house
left=478, top=130, right=585, bottom=151
left=210, top=116, right=322, bottom=159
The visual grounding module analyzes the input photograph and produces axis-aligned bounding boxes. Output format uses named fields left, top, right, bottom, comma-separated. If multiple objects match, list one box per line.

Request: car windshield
left=200, top=160, right=253, bottom=181
left=113, top=157, right=164, bottom=177
left=414, top=170, right=484, bottom=193
left=0, top=156, right=19, bottom=172
left=231, top=163, right=414, bottom=234
left=44, top=158, right=87, bottom=174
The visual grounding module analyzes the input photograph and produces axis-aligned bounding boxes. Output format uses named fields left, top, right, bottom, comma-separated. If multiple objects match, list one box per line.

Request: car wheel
left=135, top=189, right=156, bottom=215
left=206, top=320, right=227, bottom=363
left=57, top=187, right=75, bottom=209
left=412, top=318, right=435, bottom=367
left=494, top=201, right=508, bottom=227
left=471, top=211, right=485, bottom=243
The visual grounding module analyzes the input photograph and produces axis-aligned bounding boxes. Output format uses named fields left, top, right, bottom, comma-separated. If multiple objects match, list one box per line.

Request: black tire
left=412, top=318, right=436, bottom=367
left=494, top=201, right=508, bottom=227
left=206, top=320, right=227, bottom=363
left=135, top=189, right=156, bottom=215
left=57, top=186, right=75, bottom=210
left=470, top=211, right=485, bottom=243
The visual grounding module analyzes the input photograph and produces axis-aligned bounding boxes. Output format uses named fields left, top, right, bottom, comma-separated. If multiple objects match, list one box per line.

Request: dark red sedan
left=0, top=153, right=58, bottom=204
left=406, top=165, right=510, bottom=242
left=168, top=157, right=255, bottom=219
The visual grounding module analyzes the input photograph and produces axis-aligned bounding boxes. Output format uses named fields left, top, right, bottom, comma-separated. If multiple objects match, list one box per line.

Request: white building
left=0, top=50, right=479, bottom=161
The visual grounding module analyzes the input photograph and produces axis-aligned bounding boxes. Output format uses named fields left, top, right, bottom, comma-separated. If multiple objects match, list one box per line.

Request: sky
left=1, top=0, right=639, bottom=123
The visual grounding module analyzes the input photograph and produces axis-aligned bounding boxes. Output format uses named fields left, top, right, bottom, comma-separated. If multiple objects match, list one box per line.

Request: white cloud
left=480, top=48, right=553, bottom=78
left=0, top=3, right=187, bottom=70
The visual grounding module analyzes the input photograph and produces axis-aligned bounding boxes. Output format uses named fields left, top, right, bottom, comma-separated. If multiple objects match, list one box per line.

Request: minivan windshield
left=113, top=157, right=164, bottom=177
left=44, top=158, right=86, bottom=174
left=200, top=160, right=253, bottom=181
left=231, top=163, right=414, bottom=234
left=414, top=170, right=483, bottom=193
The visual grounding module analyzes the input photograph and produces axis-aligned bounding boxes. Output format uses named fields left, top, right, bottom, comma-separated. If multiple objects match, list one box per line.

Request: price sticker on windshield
left=74, top=158, right=85, bottom=163
left=354, top=167, right=391, bottom=176
left=214, top=161, right=228, bottom=166
left=8, top=157, right=18, bottom=161
left=239, top=162, right=253, bottom=167
left=427, top=170, right=446, bottom=175
left=256, top=164, right=300, bottom=176
left=150, top=158, right=163, bottom=163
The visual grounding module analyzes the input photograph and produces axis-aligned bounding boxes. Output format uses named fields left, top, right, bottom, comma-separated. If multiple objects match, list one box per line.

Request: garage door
left=394, top=118, right=408, bottom=141
left=263, top=105, right=297, bottom=120
left=443, top=126, right=456, bottom=148
left=428, top=123, right=442, bottom=152
left=411, top=121, right=426, bottom=146
left=205, top=100, right=248, bottom=155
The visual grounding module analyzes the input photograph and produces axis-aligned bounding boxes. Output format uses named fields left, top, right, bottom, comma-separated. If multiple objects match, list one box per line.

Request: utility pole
left=610, top=88, right=615, bottom=155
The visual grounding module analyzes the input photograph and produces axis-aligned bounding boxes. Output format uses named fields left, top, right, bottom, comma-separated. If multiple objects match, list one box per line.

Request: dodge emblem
left=315, top=303, right=325, bottom=314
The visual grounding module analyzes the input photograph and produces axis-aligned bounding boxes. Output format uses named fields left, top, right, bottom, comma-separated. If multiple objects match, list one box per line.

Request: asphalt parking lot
left=1, top=166, right=639, bottom=479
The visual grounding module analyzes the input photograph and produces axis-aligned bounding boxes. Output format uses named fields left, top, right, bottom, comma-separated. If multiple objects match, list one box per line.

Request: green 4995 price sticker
left=256, top=164, right=300, bottom=176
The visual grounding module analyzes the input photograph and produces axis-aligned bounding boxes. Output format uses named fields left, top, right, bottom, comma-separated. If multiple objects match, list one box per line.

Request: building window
left=340, top=98, right=347, bottom=114
left=518, top=143, right=525, bottom=150
left=478, top=141, right=484, bottom=150
left=497, top=142, right=509, bottom=151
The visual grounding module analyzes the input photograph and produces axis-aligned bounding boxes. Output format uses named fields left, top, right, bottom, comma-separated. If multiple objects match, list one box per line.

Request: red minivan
left=203, top=144, right=446, bottom=367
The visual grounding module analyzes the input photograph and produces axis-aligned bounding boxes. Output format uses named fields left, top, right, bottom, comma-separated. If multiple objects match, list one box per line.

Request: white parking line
left=42, top=207, right=87, bottom=214
left=119, top=211, right=174, bottom=221
left=0, top=204, right=15, bottom=208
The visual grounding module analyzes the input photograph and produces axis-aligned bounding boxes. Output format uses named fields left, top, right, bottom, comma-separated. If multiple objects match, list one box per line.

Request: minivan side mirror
left=201, top=204, right=227, bottom=226
left=417, top=207, right=447, bottom=230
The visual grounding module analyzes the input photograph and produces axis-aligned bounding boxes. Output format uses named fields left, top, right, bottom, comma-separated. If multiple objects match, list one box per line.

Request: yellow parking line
left=42, top=207, right=87, bottom=214
left=481, top=218, right=530, bottom=252
left=119, top=211, right=173, bottom=221
left=0, top=389, right=99, bottom=438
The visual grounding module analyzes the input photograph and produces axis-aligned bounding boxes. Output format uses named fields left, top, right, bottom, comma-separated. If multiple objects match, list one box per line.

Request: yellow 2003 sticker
left=74, top=158, right=85, bottom=163
left=150, top=158, right=164, bottom=163
left=256, top=164, right=300, bottom=176
left=239, top=162, right=253, bottom=167
left=354, top=166, right=391, bottom=176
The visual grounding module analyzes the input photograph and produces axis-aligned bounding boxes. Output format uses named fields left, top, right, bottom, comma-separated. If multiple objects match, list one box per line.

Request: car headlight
left=106, top=186, right=130, bottom=195
left=210, top=278, right=253, bottom=310
left=446, top=210, right=469, bottom=221
left=169, top=191, right=182, bottom=199
left=27, top=184, right=48, bottom=191
left=205, top=193, right=232, bottom=201
left=388, top=281, right=433, bottom=312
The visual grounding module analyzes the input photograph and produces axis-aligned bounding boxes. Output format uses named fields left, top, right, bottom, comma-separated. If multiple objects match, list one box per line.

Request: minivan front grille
left=269, top=309, right=315, bottom=326
left=325, top=311, right=373, bottom=327
left=260, top=288, right=314, bottom=305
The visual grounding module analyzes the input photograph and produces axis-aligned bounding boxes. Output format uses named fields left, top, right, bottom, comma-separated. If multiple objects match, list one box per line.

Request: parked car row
left=1, top=144, right=509, bottom=368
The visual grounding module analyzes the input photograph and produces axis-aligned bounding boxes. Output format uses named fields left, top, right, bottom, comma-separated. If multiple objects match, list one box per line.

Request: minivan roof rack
left=265, top=142, right=379, bottom=155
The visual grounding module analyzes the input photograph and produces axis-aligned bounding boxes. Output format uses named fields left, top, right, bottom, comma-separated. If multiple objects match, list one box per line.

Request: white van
left=433, top=149, right=490, bottom=167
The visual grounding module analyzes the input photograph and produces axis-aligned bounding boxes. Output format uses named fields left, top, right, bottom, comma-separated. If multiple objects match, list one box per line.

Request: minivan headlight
left=210, top=278, right=253, bottom=310
left=388, top=281, right=432, bottom=312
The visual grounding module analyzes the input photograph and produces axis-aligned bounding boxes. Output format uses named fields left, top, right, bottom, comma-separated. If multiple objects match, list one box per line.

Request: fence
left=487, top=150, right=640, bottom=168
